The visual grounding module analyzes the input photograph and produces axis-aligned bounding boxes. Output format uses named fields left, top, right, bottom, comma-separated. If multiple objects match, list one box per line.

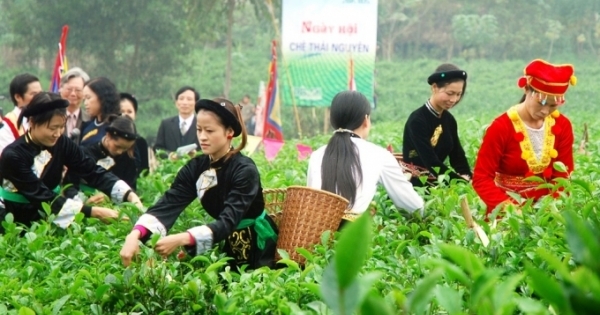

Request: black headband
left=427, top=70, right=468, bottom=85
left=106, top=126, right=138, bottom=141
left=21, top=99, right=69, bottom=118
left=195, top=99, right=242, bottom=137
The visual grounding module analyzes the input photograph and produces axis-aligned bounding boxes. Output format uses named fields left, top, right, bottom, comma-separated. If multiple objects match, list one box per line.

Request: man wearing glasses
left=59, top=67, right=90, bottom=144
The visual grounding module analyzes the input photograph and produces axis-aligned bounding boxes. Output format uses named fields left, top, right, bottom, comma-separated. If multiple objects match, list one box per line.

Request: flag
left=296, top=144, right=312, bottom=161
left=50, top=25, right=70, bottom=93
left=263, top=40, right=284, bottom=142
left=348, top=56, right=356, bottom=91
left=243, top=135, right=263, bottom=156
left=262, top=40, right=284, bottom=161
left=264, top=138, right=285, bottom=162
left=254, top=81, right=266, bottom=137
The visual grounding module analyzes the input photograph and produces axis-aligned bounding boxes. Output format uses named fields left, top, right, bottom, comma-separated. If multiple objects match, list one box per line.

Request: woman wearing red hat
left=473, top=59, right=576, bottom=217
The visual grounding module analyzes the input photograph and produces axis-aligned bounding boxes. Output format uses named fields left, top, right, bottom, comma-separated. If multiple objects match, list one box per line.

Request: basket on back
left=275, top=186, right=349, bottom=264
left=262, top=188, right=287, bottom=226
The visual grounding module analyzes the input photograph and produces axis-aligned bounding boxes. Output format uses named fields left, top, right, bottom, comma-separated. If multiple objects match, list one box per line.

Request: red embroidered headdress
left=517, top=59, right=577, bottom=105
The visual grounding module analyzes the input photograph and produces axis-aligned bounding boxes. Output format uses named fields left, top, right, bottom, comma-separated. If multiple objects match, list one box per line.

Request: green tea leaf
left=553, top=161, right=567, bottom=173
left=536, top=248, right=571, bottom=280
left=406, top=268, right=444, bottom=314
left=434, top=285, right=462, bottom=315
left=525, top=263, right=569, bottom=313
left=18, top=307, right=35, bottom=315
left=205, top=261, right=228, bottom=273
left=563, top=210, right=600, bottom=273
left=335, top=213, right=372, bottom=289
left=470, top=269, right=502, bottom=308
left=514, top=296, right=547, bottom=313
left=52, top=294, right=71, bottom=315
left=95, top=284, right=111, bottom=300
left=360, top=290, right=394, bottom=315
left=295, top=247, right=314, bottom=262
left=438, top=243, right=485, bottom=278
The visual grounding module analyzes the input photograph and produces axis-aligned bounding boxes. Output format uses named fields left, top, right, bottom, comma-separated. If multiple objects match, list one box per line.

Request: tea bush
left=0, top=115, right=599, bottom=314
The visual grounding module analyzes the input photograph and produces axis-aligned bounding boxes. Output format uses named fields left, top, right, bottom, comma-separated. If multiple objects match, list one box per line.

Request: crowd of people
left=0, top=58, right=577, bottom=269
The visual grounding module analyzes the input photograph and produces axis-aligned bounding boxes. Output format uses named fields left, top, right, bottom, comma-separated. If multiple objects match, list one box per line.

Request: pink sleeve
left=187, top=231, right=196, bottom=245
left=133, top=225, right=149, bottom=238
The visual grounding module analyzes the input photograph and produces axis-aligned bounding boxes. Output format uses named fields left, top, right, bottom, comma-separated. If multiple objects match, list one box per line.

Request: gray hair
left=60, top=67, right=90, bottom=86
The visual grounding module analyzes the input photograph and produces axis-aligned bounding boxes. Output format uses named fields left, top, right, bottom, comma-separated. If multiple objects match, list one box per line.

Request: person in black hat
left=120, top=93, right=149, bottom=177
left=63, top=115, right=140, bottom=203
left=0, top=92, right=141, bottom=232
left=401, top=63, right=472, bottom=188
left=120, top=97, right=278, bottom=270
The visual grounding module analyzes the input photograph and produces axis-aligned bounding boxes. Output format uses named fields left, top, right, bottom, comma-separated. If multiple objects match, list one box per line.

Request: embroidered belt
left=341, top=207, right=377, bottom=222
left=342, top=213, right=360, bottom=222
left=494, top=173, right=539, bottom=192
left=0, top=186, right=61, bottom=204
left=236, top=210, right=278, bottom=250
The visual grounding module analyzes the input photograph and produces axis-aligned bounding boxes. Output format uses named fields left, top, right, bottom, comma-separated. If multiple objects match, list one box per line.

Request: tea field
left=0, top=115, right=599, bottom=315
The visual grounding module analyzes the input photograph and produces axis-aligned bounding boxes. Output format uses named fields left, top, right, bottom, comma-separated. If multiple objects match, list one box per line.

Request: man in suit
left=59, top=67, right=90, bottom=144
left=154, top=86, right=200, bottom=159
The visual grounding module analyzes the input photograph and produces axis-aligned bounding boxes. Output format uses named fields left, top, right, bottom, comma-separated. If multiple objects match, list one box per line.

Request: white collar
left=179, top=115, right=194, bottom=126
left=67, top=108, right=81, bottom=117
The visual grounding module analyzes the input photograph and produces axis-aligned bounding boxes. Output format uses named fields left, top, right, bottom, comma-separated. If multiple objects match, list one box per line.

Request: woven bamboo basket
left=263, top=188, right=287, bottom=226
left=275, top=186, right=349, bottom=264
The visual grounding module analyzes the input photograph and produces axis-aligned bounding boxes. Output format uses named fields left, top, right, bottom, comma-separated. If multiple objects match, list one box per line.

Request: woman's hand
left=86, top=193, right=106, bottom=205
left=90, top=206, right=127, bottom=223
left=126, top=192, right=144, bottom=211
left=168, top=152, right=179, bottom=161
left=120, top=230, right=141, bottom=266
left=155, top=233, right=191, bottom=257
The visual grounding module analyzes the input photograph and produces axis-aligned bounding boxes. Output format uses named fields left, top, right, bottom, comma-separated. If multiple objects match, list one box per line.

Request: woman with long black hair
left=307, top=91, right=423, bottom=228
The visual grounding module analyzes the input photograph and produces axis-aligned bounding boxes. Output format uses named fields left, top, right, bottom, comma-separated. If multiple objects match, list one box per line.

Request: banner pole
left=266, top=0, right=303, bottom=138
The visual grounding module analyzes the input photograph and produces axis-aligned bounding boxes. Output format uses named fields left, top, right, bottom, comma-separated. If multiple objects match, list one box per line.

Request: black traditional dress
left=64, top=140, right=138, bottom=198
left=80, top=119, right=108, bottom=147
left=0, top=134, right=132, bottom=229
left=133, top=152, right=278, bottom=269
left=402, top=102, right=472, bottom=187
left=134, top=137, right=149, bottom=176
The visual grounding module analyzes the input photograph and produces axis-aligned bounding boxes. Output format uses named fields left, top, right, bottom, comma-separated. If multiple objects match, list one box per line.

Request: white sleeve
left=379, top=152, right=424, bottom=215
left=110, top=180, right=131, bottom=203
left=306, top=154, right=321, bottom=189
left=0, top=125, right=16, bottom=156
left=53, top=198, right=84, bottom=228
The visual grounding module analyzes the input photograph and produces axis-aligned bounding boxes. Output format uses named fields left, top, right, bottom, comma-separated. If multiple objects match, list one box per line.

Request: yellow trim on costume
left=430, top=125, right=443, bottom=147
left=528, top=58, right=575, bottom=71
left=81, top=129, right=98, bottom=142
left=507, top=106, right=556, bottom=174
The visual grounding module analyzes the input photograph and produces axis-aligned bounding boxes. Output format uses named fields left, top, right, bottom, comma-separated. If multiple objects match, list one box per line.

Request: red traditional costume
left=473, top=59, right=576, bottom=215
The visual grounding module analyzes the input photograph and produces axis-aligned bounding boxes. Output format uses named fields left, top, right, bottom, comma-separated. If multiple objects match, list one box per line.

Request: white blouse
left=307, top=137, right=424, bottom=215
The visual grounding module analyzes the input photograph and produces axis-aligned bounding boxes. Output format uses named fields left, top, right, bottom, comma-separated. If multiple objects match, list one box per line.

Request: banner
left=281, top=0, right=378, bottom=107
left=263, top=40, right=284, bottom=142
left=50, top=25, right=70, bottom=93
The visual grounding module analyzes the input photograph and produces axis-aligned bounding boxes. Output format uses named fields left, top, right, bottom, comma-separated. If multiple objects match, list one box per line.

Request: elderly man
left=59, top=67, right=90, bottom=143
